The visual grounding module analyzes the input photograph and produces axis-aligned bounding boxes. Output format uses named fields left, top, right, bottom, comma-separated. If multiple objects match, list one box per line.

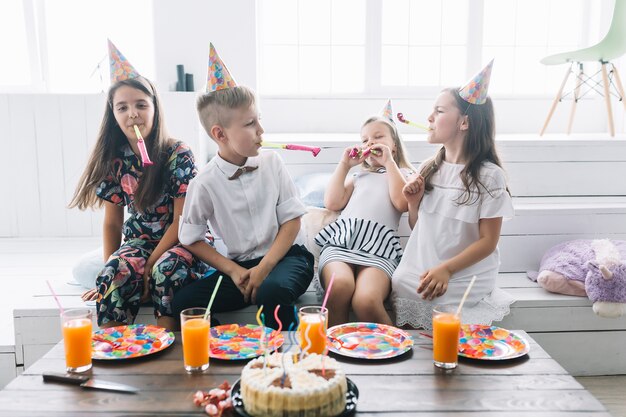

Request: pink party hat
left=206, top=43, right=237, bottom=92
left=381, top=99, right=394, bottom=122
left=459, top=59, right=493, bottom=105
left=108, top=39, right=140, bottom=83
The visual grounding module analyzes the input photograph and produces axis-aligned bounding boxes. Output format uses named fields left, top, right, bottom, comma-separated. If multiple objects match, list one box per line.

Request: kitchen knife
left=42, top=372, right=139, bottom=394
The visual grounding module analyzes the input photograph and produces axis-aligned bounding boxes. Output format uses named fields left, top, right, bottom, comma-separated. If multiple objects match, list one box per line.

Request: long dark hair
left=69, top=76, right=174, bottom=212
left=420, top=88, right=507, bottom=205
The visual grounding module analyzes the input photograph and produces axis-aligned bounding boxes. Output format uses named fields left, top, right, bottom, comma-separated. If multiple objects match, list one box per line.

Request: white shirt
left=179, top=151, right=306, bottom=261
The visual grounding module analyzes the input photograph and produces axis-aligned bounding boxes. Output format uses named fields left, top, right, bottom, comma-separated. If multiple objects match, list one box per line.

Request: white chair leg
left=567, top=63, right=584, bottom=135
left=601, top=62, right=615, bottom=137
left=541, top=65, right=572, bottom=136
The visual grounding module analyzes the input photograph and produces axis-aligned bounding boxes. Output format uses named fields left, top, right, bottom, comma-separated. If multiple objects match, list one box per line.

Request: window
left=0, top=0, right=154, bottom=93
left=257, top=0, right=604, bottom=96
left=0, top=1, right=32, bottom=88
left=258, top=0, right=366, bottom=94
left=44, top=0, right=154, bottom=93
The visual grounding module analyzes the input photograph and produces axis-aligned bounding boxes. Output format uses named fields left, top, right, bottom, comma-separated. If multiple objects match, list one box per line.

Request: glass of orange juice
left=61, top=308, right=93, bottom=373
left=432, top=305, right=461, bottom=369
left=181, top=307, right=210, bottom=373
left=298, top=306, right=328, bottom=354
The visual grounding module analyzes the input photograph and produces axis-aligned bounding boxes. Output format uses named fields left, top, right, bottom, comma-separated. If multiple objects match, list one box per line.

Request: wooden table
left=0, top=330, right=610, bottom=416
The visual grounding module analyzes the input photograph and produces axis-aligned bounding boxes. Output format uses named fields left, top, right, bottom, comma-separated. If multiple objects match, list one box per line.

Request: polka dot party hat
left=206, top=43, right=237, bottom=93
left=381, top=99, right=394, bottom=122
left=108, top=39, right=140, bottom=83
left=459, top=59, right=494, bottom=105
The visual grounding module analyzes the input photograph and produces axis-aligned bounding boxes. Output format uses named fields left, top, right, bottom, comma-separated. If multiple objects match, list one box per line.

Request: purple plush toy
left=528, top=239, right=626, bottom=318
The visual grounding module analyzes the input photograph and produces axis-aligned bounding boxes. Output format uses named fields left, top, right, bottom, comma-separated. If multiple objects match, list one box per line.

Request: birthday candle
left=256, top=306, right=265, bottom=368
left=273, top=305, right=283, bottom=352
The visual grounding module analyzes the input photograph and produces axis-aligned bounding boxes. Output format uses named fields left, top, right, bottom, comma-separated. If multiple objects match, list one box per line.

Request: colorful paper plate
left=210, top=324, right=284, bottom=360
left=231, top=377, right=359, bottom=417
left=92, top=324, right=174, bottom=360
left=326, top=322, right=413, bottom=360
left=458, top=324, right=530, bottom=360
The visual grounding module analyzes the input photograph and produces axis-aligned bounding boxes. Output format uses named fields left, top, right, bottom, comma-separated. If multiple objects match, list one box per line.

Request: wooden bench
left=7, top=135, right=626, bottom=379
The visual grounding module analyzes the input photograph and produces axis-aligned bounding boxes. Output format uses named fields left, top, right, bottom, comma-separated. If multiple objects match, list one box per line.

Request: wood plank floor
left=576, top=376, right=626, bottom=417
left=1, top=237, right=625, bottom=415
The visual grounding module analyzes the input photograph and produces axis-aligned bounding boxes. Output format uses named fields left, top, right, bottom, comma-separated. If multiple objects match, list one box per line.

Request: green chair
left=540, top=0, right=626, bottom=136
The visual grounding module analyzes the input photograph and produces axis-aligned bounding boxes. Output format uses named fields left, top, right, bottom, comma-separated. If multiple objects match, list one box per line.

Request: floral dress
left=94, top=141, right=197, bottom=326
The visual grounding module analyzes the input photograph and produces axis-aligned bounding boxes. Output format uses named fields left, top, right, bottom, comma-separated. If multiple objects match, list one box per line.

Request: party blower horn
left=397, top=113, right=430, bottom=131
left=262, top=142, right=321, bottom=157
left=348, top=147, right=380, bottom=159
left=132, top=125, right=154, bottom=166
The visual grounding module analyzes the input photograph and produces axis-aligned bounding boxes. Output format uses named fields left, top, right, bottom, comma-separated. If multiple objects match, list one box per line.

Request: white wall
left=146, top=0, right=625, bottom=135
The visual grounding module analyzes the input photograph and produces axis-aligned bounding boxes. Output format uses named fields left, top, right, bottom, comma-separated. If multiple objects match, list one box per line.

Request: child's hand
left=243, top=265, right=270, bottom=303
left=342, top=146, right=367, bottom=168
left=368, top=143, right=393, bottom=167
left=230, top=265, right=250, bottom=295
left=417, top=264, right=451, bottom=300
left=403, top=173, right=425, bottom=207
left=140, top=267, right=152, bottom=303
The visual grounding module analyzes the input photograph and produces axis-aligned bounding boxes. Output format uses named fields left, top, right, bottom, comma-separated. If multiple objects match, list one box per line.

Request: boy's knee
left=256, top=281, right=293, bottom=305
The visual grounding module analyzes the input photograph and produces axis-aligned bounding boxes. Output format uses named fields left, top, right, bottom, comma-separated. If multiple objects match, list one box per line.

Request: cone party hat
left=381, top=99, right=394, bottom=122
left=108, top=39, right=140, bottom=83
left=206, top=43, right=237, bottom=92
left=459, top=59, right=493, bottom=105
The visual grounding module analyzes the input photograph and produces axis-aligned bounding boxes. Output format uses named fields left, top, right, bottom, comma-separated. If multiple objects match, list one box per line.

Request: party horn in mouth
left=348, top=147, right=380, bottom=159
left=133, top=125, right=154, bottom=166
left=262, top=142, right=321, bottom=157
left=396, top=113, right=430, bottom=131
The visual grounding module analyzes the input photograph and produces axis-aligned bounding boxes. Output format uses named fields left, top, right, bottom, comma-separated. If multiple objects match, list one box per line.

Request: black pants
left=171, top=245, right=314, bottom=329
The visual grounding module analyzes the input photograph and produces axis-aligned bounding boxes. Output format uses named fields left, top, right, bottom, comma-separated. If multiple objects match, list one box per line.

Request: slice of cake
left=240, top=352, right=347, bottom=417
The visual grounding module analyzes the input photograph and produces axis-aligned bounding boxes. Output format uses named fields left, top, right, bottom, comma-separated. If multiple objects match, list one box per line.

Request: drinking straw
left=456, top=275, right=477, bottom=316
left=321, top=273, right=336, bottom=310
left=46, top=280, right=64, bottom=315
left=203, top=275, right=223, bottom=321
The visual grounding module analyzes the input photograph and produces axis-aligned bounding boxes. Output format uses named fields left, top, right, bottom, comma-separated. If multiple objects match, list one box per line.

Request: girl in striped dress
left=315, top=115, right=413, bottom=326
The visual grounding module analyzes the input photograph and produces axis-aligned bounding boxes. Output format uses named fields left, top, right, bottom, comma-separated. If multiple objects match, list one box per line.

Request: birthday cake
left=240, top=352, right=347, bottom=417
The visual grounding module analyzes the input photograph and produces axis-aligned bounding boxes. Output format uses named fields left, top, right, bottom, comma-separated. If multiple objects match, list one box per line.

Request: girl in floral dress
left=69, top=41, right=204, bottom=328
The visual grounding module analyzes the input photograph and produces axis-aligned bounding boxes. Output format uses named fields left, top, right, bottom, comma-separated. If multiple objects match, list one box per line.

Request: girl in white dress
left=392, top=82, right=514, bottom=329
left=316, top=114, right=413, bottom=326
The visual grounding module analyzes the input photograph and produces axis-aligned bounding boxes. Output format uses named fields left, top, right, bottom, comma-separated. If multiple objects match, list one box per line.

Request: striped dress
left=315, top=167, right=410, bottom=279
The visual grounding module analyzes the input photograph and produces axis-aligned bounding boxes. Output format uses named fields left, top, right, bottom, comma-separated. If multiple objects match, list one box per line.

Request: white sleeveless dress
left=392, top=161, right=515, bottom=329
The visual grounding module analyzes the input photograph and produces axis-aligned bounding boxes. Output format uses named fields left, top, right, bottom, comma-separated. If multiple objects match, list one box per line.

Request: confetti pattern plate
left=458, top=324, right=530, bottom=360
left=92, top=324, right=174, bottom=360
left=326, top=322, right=413, bottom=360
left=210, top=324, right=284, bottom=360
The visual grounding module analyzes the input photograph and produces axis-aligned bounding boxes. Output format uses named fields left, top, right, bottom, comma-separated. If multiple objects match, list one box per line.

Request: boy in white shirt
left=167, top=45, right=313, bottom=328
